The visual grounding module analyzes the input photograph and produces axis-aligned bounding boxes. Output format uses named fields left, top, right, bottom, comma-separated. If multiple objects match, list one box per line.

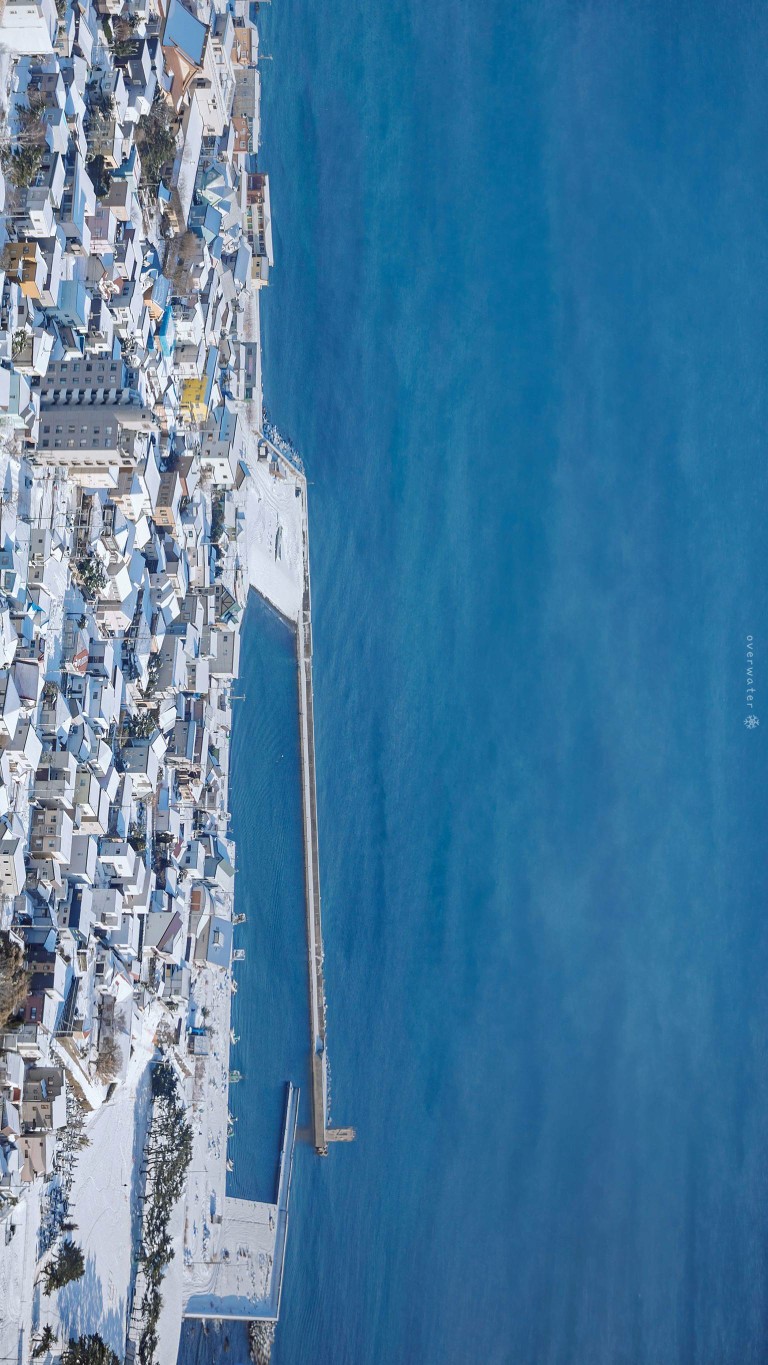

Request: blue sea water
left=182, top=1, right=768, bottom=1362
left=177, top=597, right=308, bottom=1365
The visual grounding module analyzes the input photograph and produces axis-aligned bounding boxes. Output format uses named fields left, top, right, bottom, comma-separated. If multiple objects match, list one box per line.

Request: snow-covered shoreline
left=0, top=0, right=310, bottom=1343
left=242, top=439, right=305, bottom=626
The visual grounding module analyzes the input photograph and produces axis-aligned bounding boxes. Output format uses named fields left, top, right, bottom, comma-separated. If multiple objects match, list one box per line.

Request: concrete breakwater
left=295, top=475, right=330, bottom=1154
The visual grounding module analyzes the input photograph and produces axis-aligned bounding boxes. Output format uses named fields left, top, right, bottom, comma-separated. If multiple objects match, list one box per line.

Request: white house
left=67, top=834, right=98, bottom=886
left=98, top=840, right=137, bottom=883
left=91, top=887, right=124, bottom=932
left=0, top=0, right=57, bottom=54
left=29, top=808, right=73, bottom=866
left=0, top=608, right=18, bottom=670
left=121, top=743, right=161, bottom=797
left=205, top=626, right=240, bottom=679
left=6, top=719, right=43, bottom=777
left=0, top=832, right=26, bottom=896
left=0, top=674, right=21, bottom=742
left=33, top=752, right=78, bottom=813
left=74, top=769, right=110, bottom=836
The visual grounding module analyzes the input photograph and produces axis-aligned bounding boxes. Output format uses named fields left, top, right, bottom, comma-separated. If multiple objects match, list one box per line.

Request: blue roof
left=143, top=243, right=161, bottom=275
left=113, top=144, right=139, bottom=181
left=156, top=307, right=176, bottom=358
left=233, top=240, right=250, bottom=286
left=190, top=201, right=222, bottom=244
left=163, top=0, right=206, bottom=66
left=151, top=275, right=171, bottom=309
left=203, top=345, right=219, bottom=403
left=219, top=399, right=237, bottom=441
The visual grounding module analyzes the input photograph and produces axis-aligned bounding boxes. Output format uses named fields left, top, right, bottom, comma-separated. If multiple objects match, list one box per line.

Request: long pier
left=295, top=478, right=329, bottom=1153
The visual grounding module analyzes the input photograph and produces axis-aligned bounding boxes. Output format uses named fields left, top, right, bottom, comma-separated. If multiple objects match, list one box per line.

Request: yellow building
left=179, top=377, right=208, bottom=424
left=4, top=241, right=46, bottom=300
left=179, top=346, right=219, bottom=424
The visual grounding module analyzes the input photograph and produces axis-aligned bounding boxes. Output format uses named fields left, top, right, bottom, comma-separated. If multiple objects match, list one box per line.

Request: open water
left=181, top=2, right=768, bottom=1362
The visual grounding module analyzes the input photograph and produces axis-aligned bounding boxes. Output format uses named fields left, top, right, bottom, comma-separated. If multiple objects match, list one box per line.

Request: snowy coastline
left=0, top=0, right=310, bottom=1347
left=0, top=440, right=306, bottom=1362
left=151, top=455, right=305, bottom=1359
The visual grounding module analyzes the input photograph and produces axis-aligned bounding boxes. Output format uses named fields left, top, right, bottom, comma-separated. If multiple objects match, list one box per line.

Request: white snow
left=0, top=47, right=14, bottom=132
left=182, top=1195, right=277, bottom=1317
left=151, top=1170, right=186, bottom=1364
left=0, top=1185, right=42, bottom=1363
left=153, top=955, right=285, bottom=1356
left=242, top=442, right=304, bottom=624
left=153, top=962, right=234, bottom=1361
left=0, top=1002, right=157, bottom=1365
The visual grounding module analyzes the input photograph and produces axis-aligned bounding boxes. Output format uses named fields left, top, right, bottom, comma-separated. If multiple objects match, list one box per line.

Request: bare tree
left=94, top=1035, right=121, bottom=1083
left=0, top=933, right=28, bottom=1023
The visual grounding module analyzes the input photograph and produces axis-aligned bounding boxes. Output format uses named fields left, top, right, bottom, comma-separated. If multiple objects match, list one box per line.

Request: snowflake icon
left=745, top=715, right=760, bottom=729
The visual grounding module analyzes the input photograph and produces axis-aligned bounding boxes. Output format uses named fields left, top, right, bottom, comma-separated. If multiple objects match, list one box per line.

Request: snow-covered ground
left=151, top=1170, right=186, bottom=1362
left=154, top=961, right=237, bottom=1361
left=242, top=442, right=304, bottom=624
left=182, top=1194, right=278, bottom=1318
left=0, top=1184, right=42, bottom=1363
left=0, top=1004, right=159, bottom=1365
left=0, top=48, right=15, bottom=132
left=34, top=1002, right=165, bottom=1358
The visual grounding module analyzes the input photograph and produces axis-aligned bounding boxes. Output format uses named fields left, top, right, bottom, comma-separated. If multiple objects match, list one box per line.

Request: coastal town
left=0, top=0, right=312, bottom=1358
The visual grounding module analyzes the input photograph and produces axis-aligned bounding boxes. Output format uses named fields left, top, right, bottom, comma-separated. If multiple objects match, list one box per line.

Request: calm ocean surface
left=181, top=2, right=768, bottom=1362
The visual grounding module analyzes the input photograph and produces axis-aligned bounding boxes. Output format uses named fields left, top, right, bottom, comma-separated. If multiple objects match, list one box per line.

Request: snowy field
left=37, top=1004, right=165, bottom=1357
left=0, top=1185, right=42, bottom=1363
left=155, top=960, right=238, bottom=1361
left=0, top=1002, right=163, bottom=1361
left=242, top=443, right=304, bottom=624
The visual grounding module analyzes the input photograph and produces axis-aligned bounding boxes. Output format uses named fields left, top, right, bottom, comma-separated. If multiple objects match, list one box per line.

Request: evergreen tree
left=31, top=1323, right=57, bottom=1359
left=61, top=1335, right=120, bottom=1365
left=150, top=1059, right=177, bottom=1101
left=42, top=1240, right=85, bottom=1295
left=135, top=93, right=177, bottom=188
